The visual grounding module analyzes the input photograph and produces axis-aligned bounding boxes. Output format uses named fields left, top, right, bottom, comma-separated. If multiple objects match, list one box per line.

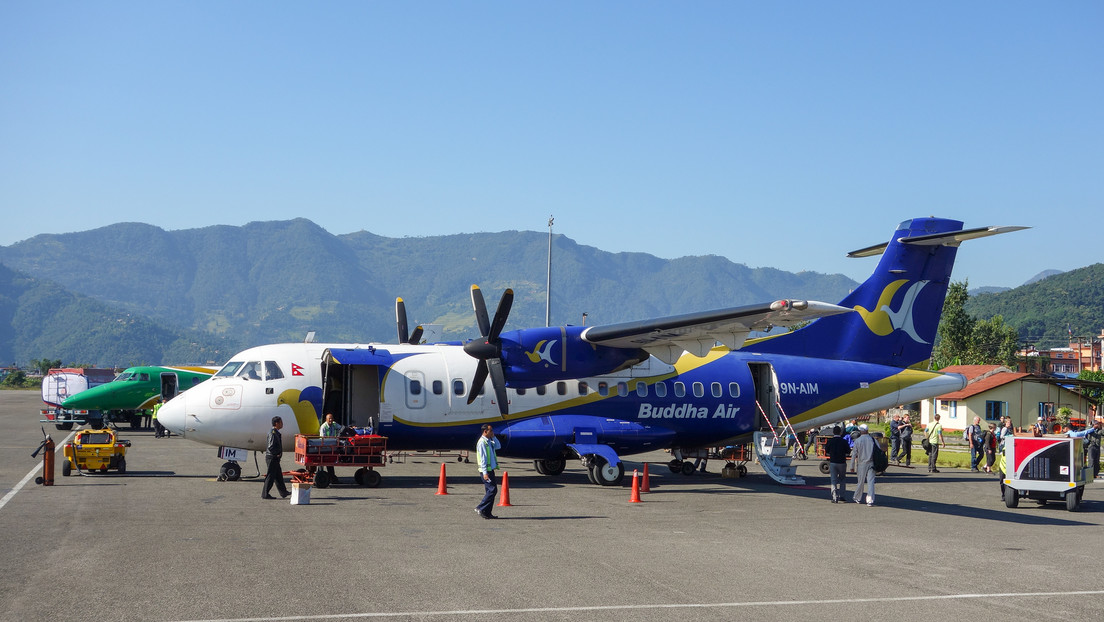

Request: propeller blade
left=396, top=297, right=409, bottom=344
left=409, top=325, right=424, bottom=345
left=488, top=289, right=513, bottom=340
left=486, top=357, right=509, bottom=417
left=466, top=360, right=489, bottom=405
left=470, top=285, right=490, bottom=337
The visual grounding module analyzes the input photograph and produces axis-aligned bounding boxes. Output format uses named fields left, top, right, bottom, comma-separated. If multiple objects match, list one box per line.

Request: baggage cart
left=293, top=434, right=387, bottom=488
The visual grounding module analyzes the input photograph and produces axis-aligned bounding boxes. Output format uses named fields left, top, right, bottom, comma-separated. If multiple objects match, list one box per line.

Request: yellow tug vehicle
left=61, top=429, right=131, bottom=476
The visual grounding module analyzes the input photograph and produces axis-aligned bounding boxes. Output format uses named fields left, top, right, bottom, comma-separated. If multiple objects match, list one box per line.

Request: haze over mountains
left=0, top=219, right=1098, bottom=367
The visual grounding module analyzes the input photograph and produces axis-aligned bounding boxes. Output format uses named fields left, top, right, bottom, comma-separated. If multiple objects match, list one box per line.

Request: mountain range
left=0, top=219, right=1098, bottom=367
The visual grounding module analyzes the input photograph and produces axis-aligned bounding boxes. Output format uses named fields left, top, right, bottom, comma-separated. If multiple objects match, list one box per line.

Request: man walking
left=475, top=424, right=501, bottom=519
left=825, top=425, right=849, bottom=503
left=261, top=416, right=290, bottom=499
left=889, top=414, right=901, bottom=464
left=850, top=424, right=876, bottom=506
left=967, top=416, right=984, bottom=472
left=899, top=414, right=913, bottom=467
left=926, top=413, right=945, bottom=473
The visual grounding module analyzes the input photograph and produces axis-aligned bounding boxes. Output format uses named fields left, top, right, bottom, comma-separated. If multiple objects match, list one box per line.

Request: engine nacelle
left=496, top=326, right=646, bottom=388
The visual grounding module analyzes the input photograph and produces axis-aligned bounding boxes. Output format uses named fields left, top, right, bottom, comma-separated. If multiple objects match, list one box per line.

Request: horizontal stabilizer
left=847, top=225, right=1029, bottom=258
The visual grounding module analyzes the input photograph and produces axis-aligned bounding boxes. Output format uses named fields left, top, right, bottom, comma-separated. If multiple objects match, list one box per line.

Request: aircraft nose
left=158, top=394, right=187, bottom=436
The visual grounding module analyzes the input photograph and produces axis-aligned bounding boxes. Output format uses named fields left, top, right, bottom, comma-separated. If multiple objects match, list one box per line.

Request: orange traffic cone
left=496, top=471, right=512, bottom=507
left=641, top=462, right=651, bottom=493
left=435, top=463, right=448, bottom=495
left=629, top=469, right=642, bottom=503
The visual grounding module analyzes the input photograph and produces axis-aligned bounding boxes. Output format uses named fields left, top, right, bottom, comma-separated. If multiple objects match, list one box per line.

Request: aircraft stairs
left=752, top=402, right=805, bottom=486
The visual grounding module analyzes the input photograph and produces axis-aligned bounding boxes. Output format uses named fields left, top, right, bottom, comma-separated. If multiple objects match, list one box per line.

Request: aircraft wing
left=580, top=299, right=853, bottom=364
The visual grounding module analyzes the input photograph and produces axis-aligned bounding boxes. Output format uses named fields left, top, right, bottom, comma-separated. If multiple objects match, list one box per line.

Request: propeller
left=395, top=297, right=425, bottom=345
left=462, top=285, right=513, bottom=416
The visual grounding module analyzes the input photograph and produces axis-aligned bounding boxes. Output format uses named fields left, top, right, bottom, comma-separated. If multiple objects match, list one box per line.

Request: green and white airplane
left=54, top=365, right=216, bottom=429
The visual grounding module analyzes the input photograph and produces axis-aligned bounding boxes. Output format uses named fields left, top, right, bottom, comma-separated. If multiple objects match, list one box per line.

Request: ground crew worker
left=475, top=424, right=501, bottom=519
left=319, top=413, right=341, bottom=483
left=152, top=398, right=165, bottom=438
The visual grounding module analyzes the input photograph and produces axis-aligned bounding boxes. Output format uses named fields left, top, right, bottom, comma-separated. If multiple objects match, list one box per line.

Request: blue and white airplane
left=157, top=217, right=1024, bottom=486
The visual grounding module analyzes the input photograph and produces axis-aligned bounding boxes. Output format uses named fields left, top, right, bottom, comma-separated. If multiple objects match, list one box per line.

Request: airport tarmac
left=2, top=389, right=1103, bottom=622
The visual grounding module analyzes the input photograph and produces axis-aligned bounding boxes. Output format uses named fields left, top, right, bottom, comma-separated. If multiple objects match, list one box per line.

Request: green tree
left=30, top=358, right=62, bottom=375
left=968, top=315, right=1020, bottom=367
left=932, top=281, right=973, bottom=369
left=1079, top=369, right=1104, bottom=406
left=1, top=370, right=27, bottom=387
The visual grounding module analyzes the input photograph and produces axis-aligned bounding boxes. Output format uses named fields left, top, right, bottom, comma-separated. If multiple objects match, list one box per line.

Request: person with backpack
left=983, top=423, right=997, bottom=473
left=824, top=425, right=849, bottom=503
left=925, top=414, right=945, bottom=473
left=967, top=416, right=984, bottom=472
left=849, top=423, right=877, bottom=506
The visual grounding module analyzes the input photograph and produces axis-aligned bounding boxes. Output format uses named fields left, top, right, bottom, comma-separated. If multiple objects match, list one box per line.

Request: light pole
left=545, top=215, right=553, bottom=327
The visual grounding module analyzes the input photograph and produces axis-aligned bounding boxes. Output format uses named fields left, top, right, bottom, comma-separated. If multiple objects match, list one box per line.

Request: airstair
left=753, top=401, right=805, bottom=485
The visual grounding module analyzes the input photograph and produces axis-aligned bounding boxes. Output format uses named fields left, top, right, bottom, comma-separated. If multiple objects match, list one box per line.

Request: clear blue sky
left=2, top=2, right=1100, bottom=289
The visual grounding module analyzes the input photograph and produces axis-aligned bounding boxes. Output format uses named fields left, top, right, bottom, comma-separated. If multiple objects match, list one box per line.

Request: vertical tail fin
left=750, top=218, right=1025, bottom=368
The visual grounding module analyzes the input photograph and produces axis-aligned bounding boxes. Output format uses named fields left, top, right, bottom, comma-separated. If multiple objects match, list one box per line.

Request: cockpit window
left=264, top=361, right=284, bottom=380
left=239, top=361, right=262, bottom=380
left=139, top=373, right=150, bottom=381
left=216, top=362, right=244, bottom=377
left=115, top=372, right=134, bottom=382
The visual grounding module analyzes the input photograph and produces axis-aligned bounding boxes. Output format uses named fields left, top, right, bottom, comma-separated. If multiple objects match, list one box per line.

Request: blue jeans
left=476, top=471, right=497, bottom=516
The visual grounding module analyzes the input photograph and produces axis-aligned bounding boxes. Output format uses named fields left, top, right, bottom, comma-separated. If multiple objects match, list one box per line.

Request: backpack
left=871, top=438, right=889, bottom=472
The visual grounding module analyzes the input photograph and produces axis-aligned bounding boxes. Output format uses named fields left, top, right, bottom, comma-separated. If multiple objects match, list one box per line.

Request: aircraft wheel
left=62, top=461, right=71, bottom=477
left=819, top=461, right=830, bottom=474
left=363, top=469, right=381, bottom=488
left=314, top=471, right=331, bottom=489
left=737, top=464, right=748, bottom=477
left=533, top=460, right=547, bottom=475
left=1066, top=491, right=1080, bottom=512
left=681, top=461, right=696, bottom=476
left=1003, top=486, right=1018, bottom=508
left=220, top=462, right=242, bottom=482
left=117, top=458, right=126, bottom=474
left=667, top=459, right=682, bottom=474
left=539, top=458, right=566, bottom=476
left=590, top=457, right=624, bottom=486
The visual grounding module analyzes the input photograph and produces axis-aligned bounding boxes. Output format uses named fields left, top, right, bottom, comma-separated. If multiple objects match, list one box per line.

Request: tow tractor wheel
left=538, top=458, right=566, bottom=476
left=819, top=461, right=830, bottom=474
left=362, top=469, right=381, bottom=487
left=1003, top=486, right=1019, bottom=508
left=62, top=460, right=72, bottom=477
left=737, top=464, right=748, bottom=477
left=667, top=459, right=682, bottom=474
left=681, top=461, right=696, bottom=476
left=57, top=422, right=73, bottom=431
left=314, top=471, right=331, bottom=489
left=1066, top=491, right=1080, bottom=512
left=117, top=457, right=126, bottom=474
left=220, top=461, right=242, bottom=482
left=589, top=457, right=625, bottom=486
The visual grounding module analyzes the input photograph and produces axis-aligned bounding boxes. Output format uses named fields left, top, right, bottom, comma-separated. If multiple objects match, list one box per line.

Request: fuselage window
left=598, top=382, right=609, bottom=396
left=578, top=382, right=588, bottom=395
left=265, top=361, right=284, bottom=380
left=635, top=382, right=648, bottom=397
left=711, top=382, right=722, bottom=398
left=139, top=373, right=150, bottom=382
left=617, top=382, right=628, bottom=397
left=674, top=382, right=685, bottom=398
left=728, top=382, right=740, bottom=398
left=432, top=380, right=443, bottom=395
left=692, top=382, right=704, bottom=397
left=536, top=385, right=547, bottom=396
left=655, top=382, right=667, bottom=398
left=409, top=379, right=422, bottom=396
left=557, top=381, right=567, bottom=396
left=453, top=380, right=465, bottom=396
left=215, top=361, right=243, bottom=377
